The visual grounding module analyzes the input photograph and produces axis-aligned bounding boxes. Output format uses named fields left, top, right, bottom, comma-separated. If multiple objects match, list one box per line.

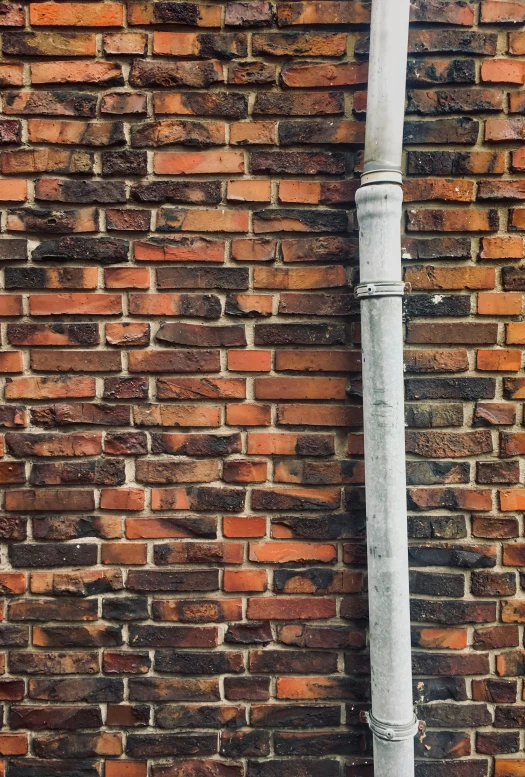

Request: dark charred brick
left=225, top=622, right=273, bottom=645
left=404, top=118, right=479, bottom=145
left=157, top=323, right=247, bottom=347
left=250, top=705, right=340, bottom=728
left=407, top=516, right=467, bottom=540
left=221, top=729, right=270, bottom=757
left=103, top=377, right=149, bottom=400
left=10, top=705, right=103, bottom=730
left=409, top=544, right=495, bottom=568
left=494, top=706, right=525, bottom=728
left=405, top=378, right=496, bottom=400
left=30, top=459, right=125, bottom=486
left=9, top=544, right=98, bottom=568
left=402, top=237, right=472, bottom=260
left=249, top=650, right=337, bottom=674
left=406, top=461, right=470, bottom=485
left=476, top=731, right=519, bottom=755
left=157, top=704, right=246, bottom=730
left=414, top=731, right=471, bottom=760
left=126, top=732, right=217, bottom=758
left=155, top=651, right=244, bottom=674
left=102, top=597, right=149, bottom=621
left=32, top=237, right=129, bottom=265
left=6, top=762, right=101, bottom=777
left=254, top=92, right=344, bottom=116
left=247, top=759, right=340, bottom=777
left=127, top=571, right=219, bottom=592
left=132, top=180, right=221, bottom=205
left=129, top=677, right=221, bottom=702
left=410, top=571, right=465, bottom=597
left=405, top=295, right=471, bottom=318
left=101, top=150, right=148, bottom=176
left=274, top=731, right=365, bottom=756
left=254, top=324, right=347, bottom=346
left=411, top=600, right=496, bottom=624
left=157, top=268, right=249, bottom=290
left=413, top=678, right=468, bottom=703
left=30, top=404, right=131, bottom=428
left=412, top=652, right=489, bottom=677
left=250, top=152, right=346, bottom=175
left=130, top=61, right=223, bottom=89
left=405, top=404, right=464, bottom=429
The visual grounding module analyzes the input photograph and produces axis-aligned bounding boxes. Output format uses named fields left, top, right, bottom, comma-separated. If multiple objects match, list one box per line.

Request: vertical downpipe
left=354, top=0, right=418, bottom=776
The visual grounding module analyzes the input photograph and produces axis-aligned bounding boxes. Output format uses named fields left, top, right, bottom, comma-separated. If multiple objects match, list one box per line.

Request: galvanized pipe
left=354, top=0, right=416, bottom=775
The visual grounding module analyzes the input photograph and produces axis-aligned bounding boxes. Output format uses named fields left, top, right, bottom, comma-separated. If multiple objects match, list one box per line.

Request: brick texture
left=0, top=1, right=520, bottom=777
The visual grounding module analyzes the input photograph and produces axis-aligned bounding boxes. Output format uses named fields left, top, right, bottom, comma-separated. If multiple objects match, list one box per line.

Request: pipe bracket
left=354, top=281, right=411, bottom=299
left=365, top=711, right=420, bottom=742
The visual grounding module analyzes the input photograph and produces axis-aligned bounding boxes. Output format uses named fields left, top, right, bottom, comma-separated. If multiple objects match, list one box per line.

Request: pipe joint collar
left=361, top=169, right=402, bottom=186
left=366, top=711, right=420, bottom=742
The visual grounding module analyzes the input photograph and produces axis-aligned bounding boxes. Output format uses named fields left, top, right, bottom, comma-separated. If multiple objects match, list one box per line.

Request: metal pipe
left=362, top=0, right=411, bottom=180
left=354, top=0, right=417, bottom=775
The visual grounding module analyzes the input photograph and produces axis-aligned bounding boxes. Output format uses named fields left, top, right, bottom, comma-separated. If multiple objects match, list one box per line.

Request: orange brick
left=227, top=180, right=271, bottom=203
left=103, top=32, right=147, bottom=54
left=226, top=404, right=272, bottom=426
left=30, top=294, right=122, bottom=316
left=480, top=236, right=523, bottom=260
left=482, top=59, right=525, bottom=84
left=224, top=570, right=268, bottom=592
left=230, top=122, right=276, bottom=145
left=104, top=268, right=151, bottom=289
left=100, top=489, right=145, bottom=512
left=0, top=296, right=22, bottom=316
left=223, top=460, right=268, bottom=483
left=0, top=353, right=23, bottom=374
left=279, top=181, right=321, bottom=204
left=478, top=292, right=523, bottom=315
left=105, top=763, right=147, bottom=777
left=495, top=760, right=525, bottom=777
left=501, top=489, right=525, bottom=511
left=482, top=1, right=525, bottom=22
left=507, top=322, right=525, bottom=344
left=0, top=181, right=27, bottom=202
left=223, top=516, right=267, bottom=538
left=477, top=349, right=522, bottom=371
left=30, top=2, right=124, bottom=26
left=154, top=151, right=244, bottom=175
left=405, top=265, right=496, bottom=290
left=0, top=63, right=22, bottom=85
left=249, top=542, right=336, bottom=563
left=0, top=573, right=26, bottom=595
left=228, top=350, right=272, bottom=372
left=414, top=628, right=468, bottom=650
left=101, top=543, right=147, bottom=565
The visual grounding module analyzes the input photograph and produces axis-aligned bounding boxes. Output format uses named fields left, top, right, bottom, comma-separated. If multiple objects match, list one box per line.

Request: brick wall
left=0, top=0, right=523, bottom=776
